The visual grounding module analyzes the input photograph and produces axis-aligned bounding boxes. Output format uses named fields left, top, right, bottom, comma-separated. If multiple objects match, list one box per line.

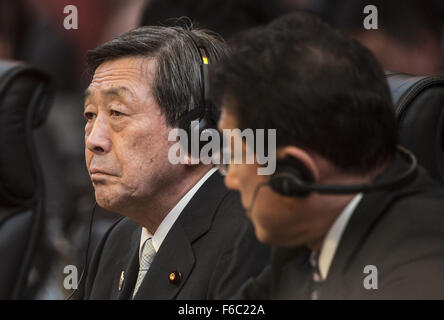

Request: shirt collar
left=317, top=193, right=363, bottom=280
left=139, top=168, right=218, bottom=258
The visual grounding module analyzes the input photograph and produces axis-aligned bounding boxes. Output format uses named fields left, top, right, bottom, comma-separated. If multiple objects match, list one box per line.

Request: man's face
left=218, top=107, right=323, bottom=247
left=84, top=56, right=176, bottom=212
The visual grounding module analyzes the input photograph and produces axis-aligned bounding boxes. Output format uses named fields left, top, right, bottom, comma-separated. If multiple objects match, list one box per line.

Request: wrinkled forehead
left=86, top=56, right=156, bottom=100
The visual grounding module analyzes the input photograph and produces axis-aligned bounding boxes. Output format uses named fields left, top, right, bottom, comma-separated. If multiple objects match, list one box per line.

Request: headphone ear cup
left=178, top=109, right=205, bottom=154
left=268, top=157, right=315, bottom=197
left=196, top=115, right=211, bottom=152
left=178, top=109, right=216, bottom=155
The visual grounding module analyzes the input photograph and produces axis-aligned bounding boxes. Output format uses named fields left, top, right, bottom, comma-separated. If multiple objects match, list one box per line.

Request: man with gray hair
left=78, top=25, right=269, bottom=299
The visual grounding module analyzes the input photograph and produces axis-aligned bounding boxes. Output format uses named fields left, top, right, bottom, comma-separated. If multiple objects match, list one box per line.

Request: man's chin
left=95, top=198, right=119, bottom=212
left=94, top=191, right=128, bottom=213
left=251, top=222, right=272, bottom=244
left=253, top=223, right=290, bottom=246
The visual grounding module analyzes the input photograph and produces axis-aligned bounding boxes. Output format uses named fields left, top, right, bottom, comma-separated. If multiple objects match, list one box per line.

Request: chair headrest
left=386, top=71, right=444, bottom=182
left=0, top=60, right=53, bottom=206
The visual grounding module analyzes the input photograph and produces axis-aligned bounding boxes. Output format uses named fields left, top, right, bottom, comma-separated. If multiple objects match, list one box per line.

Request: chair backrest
left=386, top=71, right=444, bottom=183
left=0, top=60, right=53, bottom=299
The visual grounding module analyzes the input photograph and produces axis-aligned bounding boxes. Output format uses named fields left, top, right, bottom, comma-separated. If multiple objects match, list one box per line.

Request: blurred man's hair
left=212, top=12, right=398, bottom=175
left=140, top=0, right=282, bottom=40
left=313, top=0, right=444, bottom=48
left=87, top=25, right=228, bottom=127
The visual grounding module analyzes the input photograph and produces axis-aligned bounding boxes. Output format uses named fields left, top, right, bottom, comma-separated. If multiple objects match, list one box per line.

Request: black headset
left=177, top=31, right=215, bottom=153
left=246, top=145, right=418, bottom=214
left=267, top=145, right=418, bottom=197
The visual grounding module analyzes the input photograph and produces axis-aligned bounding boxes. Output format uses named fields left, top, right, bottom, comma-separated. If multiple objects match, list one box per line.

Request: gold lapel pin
left=169, top=270, right=182, bottom=285
left=119, top=271, right=125, bottom=291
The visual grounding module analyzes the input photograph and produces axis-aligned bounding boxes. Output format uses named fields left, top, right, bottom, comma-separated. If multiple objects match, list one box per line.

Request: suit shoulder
left=108, top=216, right=138, bottom=234
left=362, top=187, right=444, bottom=265
left=213, top=190, right=249, bottom=223
left=98, top=216, right=139, bottom=249
left=385, top=187, right=444, bottom=229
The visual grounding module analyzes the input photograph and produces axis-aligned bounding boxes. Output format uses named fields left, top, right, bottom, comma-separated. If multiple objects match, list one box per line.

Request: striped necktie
left=309, top=251, right=323, bottom=300
left=132, top=237, right=156, bottom=298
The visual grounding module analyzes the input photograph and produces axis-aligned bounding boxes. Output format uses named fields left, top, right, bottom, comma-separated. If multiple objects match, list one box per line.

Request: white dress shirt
left=139, top=168, right=218, bottom=260
left=317, top=193, right=363, bottom=280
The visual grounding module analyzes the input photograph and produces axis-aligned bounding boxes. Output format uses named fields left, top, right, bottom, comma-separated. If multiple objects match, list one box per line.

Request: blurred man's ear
left=277, top=146, right=320, bottom=183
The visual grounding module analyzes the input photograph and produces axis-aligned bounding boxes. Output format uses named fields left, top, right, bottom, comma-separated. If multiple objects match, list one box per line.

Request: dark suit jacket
left=233, top=155, right=444, bottom=299
left=78, top=171, right=270, bottom=299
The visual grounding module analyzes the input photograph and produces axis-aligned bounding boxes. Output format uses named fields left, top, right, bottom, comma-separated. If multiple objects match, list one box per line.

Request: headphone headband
left=184, top=31, right=211, bottom=112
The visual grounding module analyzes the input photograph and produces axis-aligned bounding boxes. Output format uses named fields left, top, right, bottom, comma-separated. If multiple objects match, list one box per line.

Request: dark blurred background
left=0, top=0, right=443, bottom=299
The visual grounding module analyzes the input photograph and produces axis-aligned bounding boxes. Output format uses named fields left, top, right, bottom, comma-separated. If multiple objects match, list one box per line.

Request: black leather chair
left=386, top=72, right=444, bottom=183
left=0, top=60, right=53, bottom=299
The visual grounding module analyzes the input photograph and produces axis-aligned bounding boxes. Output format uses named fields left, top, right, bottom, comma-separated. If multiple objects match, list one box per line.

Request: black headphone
left=267, top=145, right=418, bottom=197
left=177, top=31, right=215, bottom=153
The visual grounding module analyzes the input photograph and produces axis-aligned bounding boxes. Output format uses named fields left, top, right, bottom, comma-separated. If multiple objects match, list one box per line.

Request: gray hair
left=87, top=25, right=228, bottom=127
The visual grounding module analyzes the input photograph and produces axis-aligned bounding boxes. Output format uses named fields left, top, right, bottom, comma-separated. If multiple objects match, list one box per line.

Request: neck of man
left=122, top=164, right=213, bottom=234
left=305, top=162, right=389, bottom=253
left=306, top=193, right=357, bottom=253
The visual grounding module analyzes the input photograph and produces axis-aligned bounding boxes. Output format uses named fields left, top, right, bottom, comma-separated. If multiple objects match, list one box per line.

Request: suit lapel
left=133, top=171, right=229, bottom=299
left=176, top=171, right=228, bottom=240
left=272, top=246, right=313, bottom=299
left=322, top=154, right=421, bottom=298
left=133, top=224, right=195, bottom=299
left=115, top=225, right=141, bottom=300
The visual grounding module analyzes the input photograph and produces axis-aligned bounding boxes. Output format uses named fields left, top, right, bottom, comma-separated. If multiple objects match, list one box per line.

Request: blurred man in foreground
left=213, top=13, right=444, bottom=299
